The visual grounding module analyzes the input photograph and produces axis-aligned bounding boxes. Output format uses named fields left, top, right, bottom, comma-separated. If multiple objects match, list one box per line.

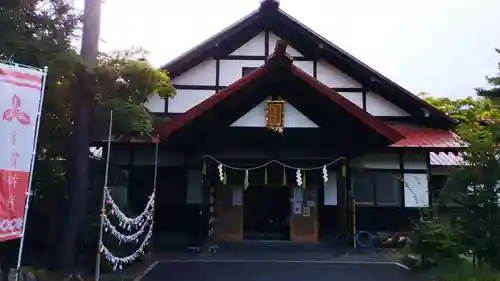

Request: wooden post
left=62, top=0, right=102, bottom=273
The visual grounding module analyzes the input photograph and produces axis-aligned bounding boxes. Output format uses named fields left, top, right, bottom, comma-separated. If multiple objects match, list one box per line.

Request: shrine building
left=103, top=0, right=462, bottom=247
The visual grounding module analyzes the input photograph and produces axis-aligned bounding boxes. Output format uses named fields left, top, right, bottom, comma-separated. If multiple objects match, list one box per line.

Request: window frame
left=242, top=67, right=258, bottom=77
left=351, top=169, right=403, bottom=207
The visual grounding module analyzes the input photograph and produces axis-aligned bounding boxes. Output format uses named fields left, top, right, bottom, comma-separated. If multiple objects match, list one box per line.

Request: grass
left=26, top=257, right=154, bottom=281
left=428, top=260, right=500, bottom=281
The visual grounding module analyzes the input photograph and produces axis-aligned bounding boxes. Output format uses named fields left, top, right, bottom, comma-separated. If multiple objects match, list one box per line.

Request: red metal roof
left=156, top=41, right=404, bottom=143
left=390, top=124, right=462, bottom=149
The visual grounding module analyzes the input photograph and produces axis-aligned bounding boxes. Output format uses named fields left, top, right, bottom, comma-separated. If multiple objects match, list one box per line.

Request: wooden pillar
left=426, top=153, right=434, bottom=218
left=338, top=159, right=353, bottom=246
left=201, top=159, right=218, bottom=251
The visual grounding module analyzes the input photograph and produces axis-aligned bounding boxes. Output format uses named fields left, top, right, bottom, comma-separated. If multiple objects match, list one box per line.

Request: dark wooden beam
left=174, top=85, right=218, bottom=90
left=399, top=152, right=405, bottom=208
left=264, top=28, right=270, bottom=60
left=218, top=55, right=312, bottom=61
left=174, top=84, right=366, bottom=92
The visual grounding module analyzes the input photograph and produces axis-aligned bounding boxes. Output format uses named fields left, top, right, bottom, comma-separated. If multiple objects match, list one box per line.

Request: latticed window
left=351, top=170, right=402, bottom=206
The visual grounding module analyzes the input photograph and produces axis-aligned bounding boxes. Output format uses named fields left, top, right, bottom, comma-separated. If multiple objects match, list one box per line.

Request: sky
left=76, top=0, right=500, bottom=98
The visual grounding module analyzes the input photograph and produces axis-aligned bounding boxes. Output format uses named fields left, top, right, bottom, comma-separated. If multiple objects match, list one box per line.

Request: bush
left=410, top=218, right=465, bottom=266
left=429, top=260, right=500, bottom=281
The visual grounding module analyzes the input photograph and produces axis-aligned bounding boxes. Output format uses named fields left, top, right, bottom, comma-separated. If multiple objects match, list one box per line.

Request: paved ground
left=140, top=260, right=422, bottom=281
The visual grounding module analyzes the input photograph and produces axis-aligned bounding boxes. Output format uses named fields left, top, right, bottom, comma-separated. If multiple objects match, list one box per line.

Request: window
left=242, top=67, right=258, bottom=77
left=374, top=172, right=401, bottom=206
left=352, top=171, right=375, bottom=205
left=351, top=170, right=402, bottom=206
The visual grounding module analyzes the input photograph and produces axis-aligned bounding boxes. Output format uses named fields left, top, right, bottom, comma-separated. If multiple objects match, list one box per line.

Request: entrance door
left=243, top=186, right=290, bottom=241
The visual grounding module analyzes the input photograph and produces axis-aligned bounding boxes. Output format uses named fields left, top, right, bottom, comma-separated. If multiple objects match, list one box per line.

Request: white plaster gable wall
left=148, top=30, right=411, bottom=118
left=316, top=60, right=361, bottom=88
left=338, top=92, right=363, bottom=108
left=218, top=59, right=265, bottom=86
left=168, top=89, right=216, bottom=113
left=268, top=32, right=303, bottom=56
left=293, top=61, right=314, bottom=76
left=144, top=94, right=165, bottom=113
left=366, top=91, right=410, bottom=116
left=230, top=100, right=318, bottom=128
left=230, top=32, right=266, bottom=56
left=172, top=59, right=216, bottom=86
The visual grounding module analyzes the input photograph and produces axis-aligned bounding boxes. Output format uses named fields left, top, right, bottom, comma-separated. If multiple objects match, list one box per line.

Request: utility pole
left=59, top=0, right=102, bottom=277
left=80, top=0, right=102, bottom=66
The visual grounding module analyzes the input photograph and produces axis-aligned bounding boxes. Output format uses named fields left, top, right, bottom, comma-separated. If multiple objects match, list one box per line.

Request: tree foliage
left=93, top=48, right=175, bottom=136
left=0, top=0, right=175, bottom=272
left=477, top=48, right=500, bottom=104
left=412, top=51, right=500, bottom=274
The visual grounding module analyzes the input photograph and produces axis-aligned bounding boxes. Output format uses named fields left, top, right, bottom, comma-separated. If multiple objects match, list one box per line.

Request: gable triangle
left=230, top=100, right=318, bottom=128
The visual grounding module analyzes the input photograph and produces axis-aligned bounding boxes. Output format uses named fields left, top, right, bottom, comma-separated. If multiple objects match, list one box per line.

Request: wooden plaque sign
left=266, top=99, right=285, bottom=133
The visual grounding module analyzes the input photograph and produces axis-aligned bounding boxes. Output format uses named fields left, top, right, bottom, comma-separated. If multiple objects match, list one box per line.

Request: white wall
left=230, top=32, right=266, bottom=56
left=168, top=89, right=216, bottom=113
left=147, top=31, right=412, bottom=118
left=172, top=59, right=216, bottom=86
left=268, top=32, right=303, bottom=56
left=293, top=60, right=313, bottom=76
left=230, top=100, right=318, bottom=128
left=219, top=59, right=265, bottom=86
left=338, top=92, right=363, bottom=108
left=404, top=173, right=429, bottom=207
left=144, top=94, right=165, bottom=113
left=350, top=153, right=400, bottom=169
left=316, top=60, right=361, bottom=88
left=324, top=171, right=338, bottom=206
left=350, top=153, right=427, bottom=170
left=366, top=91, right=410, bottom=117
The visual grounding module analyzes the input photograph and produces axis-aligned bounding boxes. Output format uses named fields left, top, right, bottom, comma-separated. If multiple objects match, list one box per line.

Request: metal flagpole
left=15, top=66, right=49, bottom=281
left=153, top=134, right=159, bottom=191
left=94, top=110, right=113, bottom=281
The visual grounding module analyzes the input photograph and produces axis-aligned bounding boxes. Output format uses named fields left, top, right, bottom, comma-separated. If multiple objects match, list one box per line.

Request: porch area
left=104, top=145, right=428, bottom=249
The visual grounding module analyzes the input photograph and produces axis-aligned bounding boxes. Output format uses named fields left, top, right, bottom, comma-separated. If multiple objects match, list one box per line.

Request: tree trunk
left=58, top=70, right=92, bottom=270
left=58, top=0, right=101, bottom=270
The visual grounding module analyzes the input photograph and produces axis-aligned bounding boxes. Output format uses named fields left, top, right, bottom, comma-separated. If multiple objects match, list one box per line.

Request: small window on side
left=242, top=67, right=258, bottom=77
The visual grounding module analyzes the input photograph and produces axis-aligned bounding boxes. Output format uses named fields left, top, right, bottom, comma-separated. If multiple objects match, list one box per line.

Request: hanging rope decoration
left=104, top=187, right=155, bottom=230
left=101, top=220, right=154, bottom=271
left=296, top=169, right=303, bottom=187
left=322, top=165, right=328, bottom=182
left=205, top=155, right=345, bottom=188
left=244, top=169, right=249, bottom=189
left=103, top=209, right=152, bottom=244
left=101, top=187, right=156, bottom=270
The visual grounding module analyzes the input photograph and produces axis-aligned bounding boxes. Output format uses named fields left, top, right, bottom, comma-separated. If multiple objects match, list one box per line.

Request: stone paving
left=140, top=261, right=420, bottom=281
left=138, top=242, right=422, bottom=281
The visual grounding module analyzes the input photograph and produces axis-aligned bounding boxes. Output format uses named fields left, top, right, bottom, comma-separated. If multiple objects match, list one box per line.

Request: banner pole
left=153, top=134, right=159, bottom=191
left=94, top=110, right=113, bottom=281
left=15, top=66, right=49, bottom=281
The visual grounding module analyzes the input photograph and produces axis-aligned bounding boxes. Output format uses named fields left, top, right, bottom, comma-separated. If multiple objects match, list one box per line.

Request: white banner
left=0, top=62, right=46, bottom=242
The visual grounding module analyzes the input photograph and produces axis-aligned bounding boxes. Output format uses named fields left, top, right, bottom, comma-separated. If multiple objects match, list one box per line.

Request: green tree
left=419, top=93, right=500, bottom=124
left=416, top=52, right=500, bottom=271
left=477, top=48, right=500, bottom=105
left=0, top=0, right=175, bottom=271
left=450, top=122, right=500, bottom=270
